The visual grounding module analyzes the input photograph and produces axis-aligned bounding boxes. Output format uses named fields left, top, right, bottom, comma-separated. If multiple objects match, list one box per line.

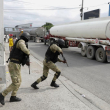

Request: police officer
left=0, top=32, right=30, bottom=105
left=31, top=39, right=66, bottom=89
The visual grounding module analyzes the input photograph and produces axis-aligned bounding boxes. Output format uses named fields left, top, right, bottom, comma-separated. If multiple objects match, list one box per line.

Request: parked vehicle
left=44, top=17, right=110, bottom=63
left=24, top=27, right=46, bottom=42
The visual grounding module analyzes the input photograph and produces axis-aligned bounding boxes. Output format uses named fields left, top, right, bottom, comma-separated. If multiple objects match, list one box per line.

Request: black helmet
left=20, top=32, right=30, bottom=42
left=57, top=39, right=65, bottom=47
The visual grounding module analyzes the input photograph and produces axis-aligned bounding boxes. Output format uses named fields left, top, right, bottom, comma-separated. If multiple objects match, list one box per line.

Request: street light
left=80, top=0, right=84, bottom=20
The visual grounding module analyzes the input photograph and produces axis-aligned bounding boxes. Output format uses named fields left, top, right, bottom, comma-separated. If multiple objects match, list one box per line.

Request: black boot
left=50, top=81, right=59, bottom=88
left=0, top=93, right=5, bottom=105
left=10, top=96, right=21, bottom=102
left=31, top=81, right=39, bottom=89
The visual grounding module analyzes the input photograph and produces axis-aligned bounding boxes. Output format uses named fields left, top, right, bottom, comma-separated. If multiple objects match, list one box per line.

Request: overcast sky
left=4, top=0, right=110, bottom=27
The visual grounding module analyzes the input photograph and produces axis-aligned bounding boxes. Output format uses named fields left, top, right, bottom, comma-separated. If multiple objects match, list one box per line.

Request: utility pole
left=80, top=0, right=84, bottom=20
left=108, top=2, right=110, bottom=16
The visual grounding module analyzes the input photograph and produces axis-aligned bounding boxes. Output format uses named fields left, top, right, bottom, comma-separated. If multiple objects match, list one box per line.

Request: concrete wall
left=0, top=0, right=6, bottom=92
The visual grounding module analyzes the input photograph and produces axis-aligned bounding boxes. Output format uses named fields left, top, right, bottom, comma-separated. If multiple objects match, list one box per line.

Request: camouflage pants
left=2, top=62, right=21, bottom=97
left=36, top=59, right=61, bottom=83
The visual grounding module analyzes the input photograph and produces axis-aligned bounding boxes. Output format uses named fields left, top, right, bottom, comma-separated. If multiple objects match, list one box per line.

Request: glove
left=60, top=51, right=63, bottom=54
left=62, top=60, right=66, bottom=63
left=46, top=58, right=50, bottom=63
left=26, top=61, right=30, bottom=66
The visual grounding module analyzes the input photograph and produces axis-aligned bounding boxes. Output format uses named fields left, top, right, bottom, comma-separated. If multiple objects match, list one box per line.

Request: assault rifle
left=22, top=55, right=30, bottom=74
left=28, top=57, right=30, bottom=74
left=25, top=42, right=30, bottom=74
left=61, top=53, right=69, bottom=67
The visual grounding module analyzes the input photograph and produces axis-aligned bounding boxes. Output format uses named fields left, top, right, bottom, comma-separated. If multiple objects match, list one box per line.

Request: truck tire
left=95, top=47, right=107, bottom=63
left=81, top=46, right=86, bottom=57
left=41, top=39, right=44, bottom=42
left=35, top=38, right=37, bottom=43
left=44, top=39, right=46, bottom=45
left=65, top=40, right=69, bottom=48
left=87, top=46, right=96, bottom=59
left=48, top=39, right=55, bottom=46
left=47, top=39, right=51, bottom=46
left=33, top=37, right=35, bottom=42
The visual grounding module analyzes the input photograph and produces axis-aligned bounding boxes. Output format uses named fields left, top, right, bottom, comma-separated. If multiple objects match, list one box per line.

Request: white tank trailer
left=47, top=17, right=110, bottom=62
left=24, top=27, right=46, bottom=42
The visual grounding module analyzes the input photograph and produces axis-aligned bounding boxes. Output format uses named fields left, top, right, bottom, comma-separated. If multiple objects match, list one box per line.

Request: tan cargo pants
left=2, top=62, right=21, bottom=97
left=36, top=59, right=61, bottom=83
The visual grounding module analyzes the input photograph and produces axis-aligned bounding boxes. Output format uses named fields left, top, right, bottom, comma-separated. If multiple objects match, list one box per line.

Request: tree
left=42, top=22, right=54, bottom=31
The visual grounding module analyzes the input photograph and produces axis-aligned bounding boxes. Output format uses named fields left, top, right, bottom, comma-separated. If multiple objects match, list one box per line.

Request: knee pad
left=55, top=72, right=61, bottom=78
left=41, top=75, right=47, bottom=81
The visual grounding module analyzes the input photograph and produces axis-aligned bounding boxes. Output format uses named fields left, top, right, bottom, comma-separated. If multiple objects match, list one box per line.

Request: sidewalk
left=0, top=43, right=95, bottom=110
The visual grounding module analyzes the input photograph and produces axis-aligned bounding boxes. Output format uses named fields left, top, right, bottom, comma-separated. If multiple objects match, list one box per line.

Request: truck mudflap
left=106, top=50, right=110, bottom=62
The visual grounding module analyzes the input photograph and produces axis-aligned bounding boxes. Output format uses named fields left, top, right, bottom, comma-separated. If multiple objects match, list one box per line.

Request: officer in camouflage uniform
left=31, top=39, right=66, bottom=89
left=0, top=32, right=30, bottom=105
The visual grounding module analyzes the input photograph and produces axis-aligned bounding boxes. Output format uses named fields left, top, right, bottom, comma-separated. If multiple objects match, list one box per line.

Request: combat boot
left=10, top=96, right=21, bottom=102
left=0, top=93, right=5, bottom=105
left=31, top=81, right=39, bottom=89
left=50, top=81, right=59, bottom=88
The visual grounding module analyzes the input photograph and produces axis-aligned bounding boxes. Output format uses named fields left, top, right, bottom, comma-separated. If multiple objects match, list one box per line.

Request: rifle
left=61, top=53, right=69, bottom=67
left=24, top=42, right=30, bottom=74
left=22, top=55, right=30, bottom=74
left=28, top=57, right=30, bottom=74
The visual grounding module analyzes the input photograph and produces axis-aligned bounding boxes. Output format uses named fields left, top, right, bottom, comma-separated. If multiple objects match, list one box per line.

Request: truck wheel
left=65, top=40, right=69, bottom=48
left=87, top=46, right=96, bottom=59
left=81, top=46, right=86, bottom=57
left=95, top=47, right=107, bottom=63
left=48, top=39, right=55, bottom=46
left=47, top=39, right=51, bottom=46
left=51, top=39, right=55, bottom=43
left=44, top=39, right=46, bottom=45
left=33, top=37, right=35, bottom=42
left=35, top=38, right=37, bottom=43
left=41, top=39, right=44, bottom=42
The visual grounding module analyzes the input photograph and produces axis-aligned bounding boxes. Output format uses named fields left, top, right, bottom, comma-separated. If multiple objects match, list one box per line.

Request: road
left=29, top=41, right=110, bottom=105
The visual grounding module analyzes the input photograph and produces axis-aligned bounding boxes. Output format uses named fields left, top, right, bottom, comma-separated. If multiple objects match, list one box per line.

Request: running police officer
left=0, top=32, right=30, bottom=105
left=31, top=39, right=66, bottom=89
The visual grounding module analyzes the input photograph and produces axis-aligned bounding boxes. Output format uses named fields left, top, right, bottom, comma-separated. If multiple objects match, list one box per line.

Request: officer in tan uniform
left=0, top=32, right=30, bottom=105
left=31, top=39, right=66, bottom=89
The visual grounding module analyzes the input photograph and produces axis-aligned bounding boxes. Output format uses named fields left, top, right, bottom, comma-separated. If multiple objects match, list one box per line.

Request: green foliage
left=42, top=22, right=54, bottom=31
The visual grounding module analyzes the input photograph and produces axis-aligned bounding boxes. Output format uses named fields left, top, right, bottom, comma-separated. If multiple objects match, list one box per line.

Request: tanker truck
left=23, top=27, right=46, bottom=42
left=44, top=17, right=110, bottom=63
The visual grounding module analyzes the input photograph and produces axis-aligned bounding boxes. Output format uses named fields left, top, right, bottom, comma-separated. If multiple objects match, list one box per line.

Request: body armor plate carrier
left=45, top=45, right=60, bottom=63
left=7, top=39, right=29, bottom=66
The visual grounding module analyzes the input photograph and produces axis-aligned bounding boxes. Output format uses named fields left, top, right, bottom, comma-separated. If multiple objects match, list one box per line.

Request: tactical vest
left=9, top=39, right=28, bottom=64
left=45, top=45, right=60, bottom=63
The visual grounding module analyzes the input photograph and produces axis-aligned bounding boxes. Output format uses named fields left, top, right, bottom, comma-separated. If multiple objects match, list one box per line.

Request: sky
left=4, top=0, right=110, bottom=27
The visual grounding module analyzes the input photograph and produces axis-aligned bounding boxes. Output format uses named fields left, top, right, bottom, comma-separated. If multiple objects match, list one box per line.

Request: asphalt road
left=29, top=41, right=110, bottom=105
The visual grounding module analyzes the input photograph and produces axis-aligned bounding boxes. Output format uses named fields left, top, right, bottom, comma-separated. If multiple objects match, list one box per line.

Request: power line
left=4, top=2, right=108, bottom=11
left=4, top=7, right=80, bottom=10
left=5, top=0, right=32, bottom=4
left=4, top=9, right=80, bottom=16
left=85, top=3, right=107, bottom=8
